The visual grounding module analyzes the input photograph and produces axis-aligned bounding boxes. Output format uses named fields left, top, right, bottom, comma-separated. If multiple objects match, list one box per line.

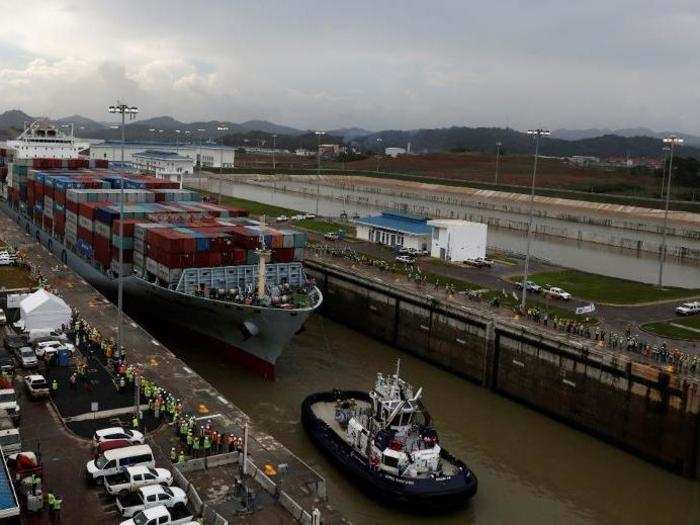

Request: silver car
left=18, top=347, right=38, bottom=368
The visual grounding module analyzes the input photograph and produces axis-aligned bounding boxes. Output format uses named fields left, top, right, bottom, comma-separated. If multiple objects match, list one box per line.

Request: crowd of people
left=314, top=242, right=700, bottom=377
left=70, top=314, right=246, bottom=464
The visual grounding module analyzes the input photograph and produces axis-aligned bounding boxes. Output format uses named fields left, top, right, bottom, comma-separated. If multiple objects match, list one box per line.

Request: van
left=0, top=414, right=21, bottom=454
left=85, top=444, right=154, bottom=483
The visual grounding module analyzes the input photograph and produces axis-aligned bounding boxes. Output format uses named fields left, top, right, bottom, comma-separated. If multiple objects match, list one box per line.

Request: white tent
left=18, top=289, right=71, bottom=332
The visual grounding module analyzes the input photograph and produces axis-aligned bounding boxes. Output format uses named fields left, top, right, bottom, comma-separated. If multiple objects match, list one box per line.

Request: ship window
left=383, top=454, right=399, bottom=468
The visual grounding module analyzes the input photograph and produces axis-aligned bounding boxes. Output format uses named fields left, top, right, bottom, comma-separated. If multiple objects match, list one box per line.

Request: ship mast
left=256, top=215, right=271, bottom=299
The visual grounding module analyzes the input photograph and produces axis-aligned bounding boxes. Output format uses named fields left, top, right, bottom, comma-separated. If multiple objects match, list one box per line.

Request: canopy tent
left=18, top=289, right=71, bottom=332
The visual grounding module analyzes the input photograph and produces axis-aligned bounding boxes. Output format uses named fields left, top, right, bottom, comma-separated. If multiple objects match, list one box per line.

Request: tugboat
left=301, top=361, right=477, bottom=511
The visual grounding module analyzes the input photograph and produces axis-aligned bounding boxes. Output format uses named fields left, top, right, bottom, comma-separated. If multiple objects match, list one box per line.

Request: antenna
left=394, top=359, right=401, bottom=385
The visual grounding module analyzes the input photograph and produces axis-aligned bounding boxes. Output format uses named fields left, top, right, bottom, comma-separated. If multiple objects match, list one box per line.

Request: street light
left=272, top=134, right=277, bottom=172
left=315, top=131, right=325, bottom=215
left=659, top=146, right=671, bottom=199
left=658, top=135, right=683, bottom=288
left=494, top=142, right=502, bottom=184
left=216, top=126, right=229, bottom=202
left=107, top=101, right=138, bottom=382
left=376, top=138, right=383, bottom=173
left=520, top=128, right=550, bottom=310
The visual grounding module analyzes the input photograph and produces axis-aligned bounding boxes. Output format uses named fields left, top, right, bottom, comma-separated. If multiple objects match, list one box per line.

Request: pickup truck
left=119, top=504, right=194, bottom=525
left=116, top=484, right=187, bottom=518
left=105, top=466, right=173, bottom=496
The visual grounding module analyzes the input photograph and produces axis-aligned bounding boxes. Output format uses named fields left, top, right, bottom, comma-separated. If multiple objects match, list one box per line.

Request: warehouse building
left=131, top=150, right=194, bottom=187
left=427, top=219, right=487, bottom=262
left=353, top=212, right=430, bottom=251
left=90, top=141, right=236, bottom=168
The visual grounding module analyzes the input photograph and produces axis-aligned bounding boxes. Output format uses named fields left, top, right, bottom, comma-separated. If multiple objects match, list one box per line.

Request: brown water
left=143, top=314, right=700, bottom=524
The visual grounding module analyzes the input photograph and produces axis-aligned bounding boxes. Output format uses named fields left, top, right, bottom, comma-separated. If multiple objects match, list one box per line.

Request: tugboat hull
left=301, top=390, right=477, bottom=511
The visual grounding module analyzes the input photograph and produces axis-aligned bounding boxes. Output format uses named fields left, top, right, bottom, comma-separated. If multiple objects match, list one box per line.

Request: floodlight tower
left=520, top=128, right=550, bottom=310
left=658, top=135, right=683, bottom=288
left=107, top=102, right=138, bottom=362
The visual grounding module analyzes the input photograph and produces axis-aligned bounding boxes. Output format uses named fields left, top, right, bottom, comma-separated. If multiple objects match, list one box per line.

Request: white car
left=0, top=254, right=14, bottom=266
left=36, top=342, right=75, bottom=360
left=94, top=427, right=145, bottom=445
left=104, top=466, right=174, bottom=496
left=24, top=375, right=50, bottom=399
left=676, top=301, right=700, bottom=316
left=290, top=214, right=305, bottom=221
left=116, top=485, right=187, bottom=518
left=275, top=215, right=289, bottom=222
left=17, top=347, right=38, bottom=368
left=395, top=255, right=416, bottom=264
left=302, top=213, right=316, bottom=219
left=546, top=287, right=572, bottom=301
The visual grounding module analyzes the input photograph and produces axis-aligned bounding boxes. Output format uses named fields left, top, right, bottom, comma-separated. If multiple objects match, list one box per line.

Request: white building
left=90, top=141, right=236, bottom=168
left=131, top=150, right=194, bottom=187
left=427, top=220, right=487, bottom=262
left=385, top=147, right=406, bottom=158
left=353, top=212, right=430, bottom=251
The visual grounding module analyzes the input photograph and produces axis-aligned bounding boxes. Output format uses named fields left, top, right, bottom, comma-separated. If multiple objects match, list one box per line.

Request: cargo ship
left=301, top=361, right=477, bottom=510
left=0, top=121, right=322, bottom=377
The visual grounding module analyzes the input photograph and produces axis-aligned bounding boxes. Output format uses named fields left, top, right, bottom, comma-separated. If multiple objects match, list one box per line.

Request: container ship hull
left=1, top=202, right=321, bottom=378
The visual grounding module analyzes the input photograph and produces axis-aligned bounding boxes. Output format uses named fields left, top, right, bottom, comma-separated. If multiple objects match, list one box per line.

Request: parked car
left=24, top=375, right=49, bottom=399
left=0, top=415, right=21, bottom=454
left=94, top=427, right=145, bottom=445
left=0, top=389, right=20, bottom=423
left=324, top=232, right=340, bottom=241
left=94, top=439, right=133, bottom=460
left=17, top=347, right=38, bottom=369
left=85, top=445, right=155, bottom=483
left=545, top=287, right=572, bottom=301
left=0, top=253, right=15, bottom=266
left=105, top=466, right=173, bottom=496
left=116, top=484, right=188, bottom=518
left=119, top=504, right=194, bottom=525
left=515, top=280, right=542, bottom=294
left=395, top=255, right=416, bottom=264
left=676, top=301, right=700, bottom=316
left=275, top=215, right=289, bottom=222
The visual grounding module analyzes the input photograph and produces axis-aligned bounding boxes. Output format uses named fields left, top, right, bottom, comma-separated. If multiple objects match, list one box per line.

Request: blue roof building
left=353, top=212, right=430, bottom=251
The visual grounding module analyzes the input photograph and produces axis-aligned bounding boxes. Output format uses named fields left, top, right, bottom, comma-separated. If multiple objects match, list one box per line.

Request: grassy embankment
left=641, top=316, right=700, bottom=341
left=511, top=270, right=700, bottom=305
left=0, top=266, right=37, bottom=289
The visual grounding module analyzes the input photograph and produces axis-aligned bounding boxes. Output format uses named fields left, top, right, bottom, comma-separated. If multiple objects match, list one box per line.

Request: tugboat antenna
left=395, top=359, right=401, bottom=385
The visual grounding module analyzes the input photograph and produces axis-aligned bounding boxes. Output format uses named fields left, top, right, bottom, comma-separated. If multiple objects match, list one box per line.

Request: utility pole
left=315, top=131, right=325, bottom=215
left=108, top=102, right=139, bottom=361
left=272, top=134, right=277, bottom=172
left=658, top=136, right=683, bottom=288
left=494, top=142, right=502, bottom=184
left=520, top=128, right=550, bottom=311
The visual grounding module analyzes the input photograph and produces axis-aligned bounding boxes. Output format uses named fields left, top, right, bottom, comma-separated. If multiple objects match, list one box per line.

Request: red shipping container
left=111, top=219, right=139, bottom=236
left=44, top=217, right=53, bottom=231
left=271, top=248, right=294, bottom=263
left=77, top=225, right=92, bottom=243
left=94, top=234, right=111, bottom=267
left=66, top=200, right=79, bottom=214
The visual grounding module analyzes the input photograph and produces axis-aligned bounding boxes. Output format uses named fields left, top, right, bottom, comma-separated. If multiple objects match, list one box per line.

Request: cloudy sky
left=0, top=0, right=698, bottom=133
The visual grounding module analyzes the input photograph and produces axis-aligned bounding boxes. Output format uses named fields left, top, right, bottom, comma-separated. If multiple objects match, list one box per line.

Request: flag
left=575, top=303, right=596, bottom=315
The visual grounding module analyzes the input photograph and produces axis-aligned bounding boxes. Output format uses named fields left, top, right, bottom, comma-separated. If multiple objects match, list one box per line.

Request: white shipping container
left=146, top=257, right=159, bottom=275
left=133, top=251, right=144, bottom=268
left=94, top=221, right=111, bottom=238
left=65, top=230, right=77, bottom=245
left=65, top=221, right=78, bottom=235
left=66, top=210, right=78, bottom=224
left=78, top=215, right=93, bottom=231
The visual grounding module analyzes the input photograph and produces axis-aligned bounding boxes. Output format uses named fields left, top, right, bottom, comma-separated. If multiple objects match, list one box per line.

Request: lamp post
left=376, top=137, right=383, bottom=173
left=658, top=136, right=683, bottom=288
left=659, top=146, right=670, bottom=199
left=175, top=129, right=181, bottom=152
left=494, top=142, right=502, bottom=184
left=272, top=134, right=277, bottom=171
left=216, top=126, right=229, bottom=203
left=315, top=131, right=325, bottom=215
left=520, top=128, right=550, bottom=311
left=107, top=102, right=138, bottom=364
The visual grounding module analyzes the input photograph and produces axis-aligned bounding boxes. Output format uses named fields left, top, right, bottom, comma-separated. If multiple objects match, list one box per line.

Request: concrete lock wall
left=307, top=260, right=700, bottom=478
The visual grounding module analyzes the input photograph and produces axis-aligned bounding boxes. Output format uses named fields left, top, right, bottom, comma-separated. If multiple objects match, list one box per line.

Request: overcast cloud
left=0, top=0, right=698, bottom=133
